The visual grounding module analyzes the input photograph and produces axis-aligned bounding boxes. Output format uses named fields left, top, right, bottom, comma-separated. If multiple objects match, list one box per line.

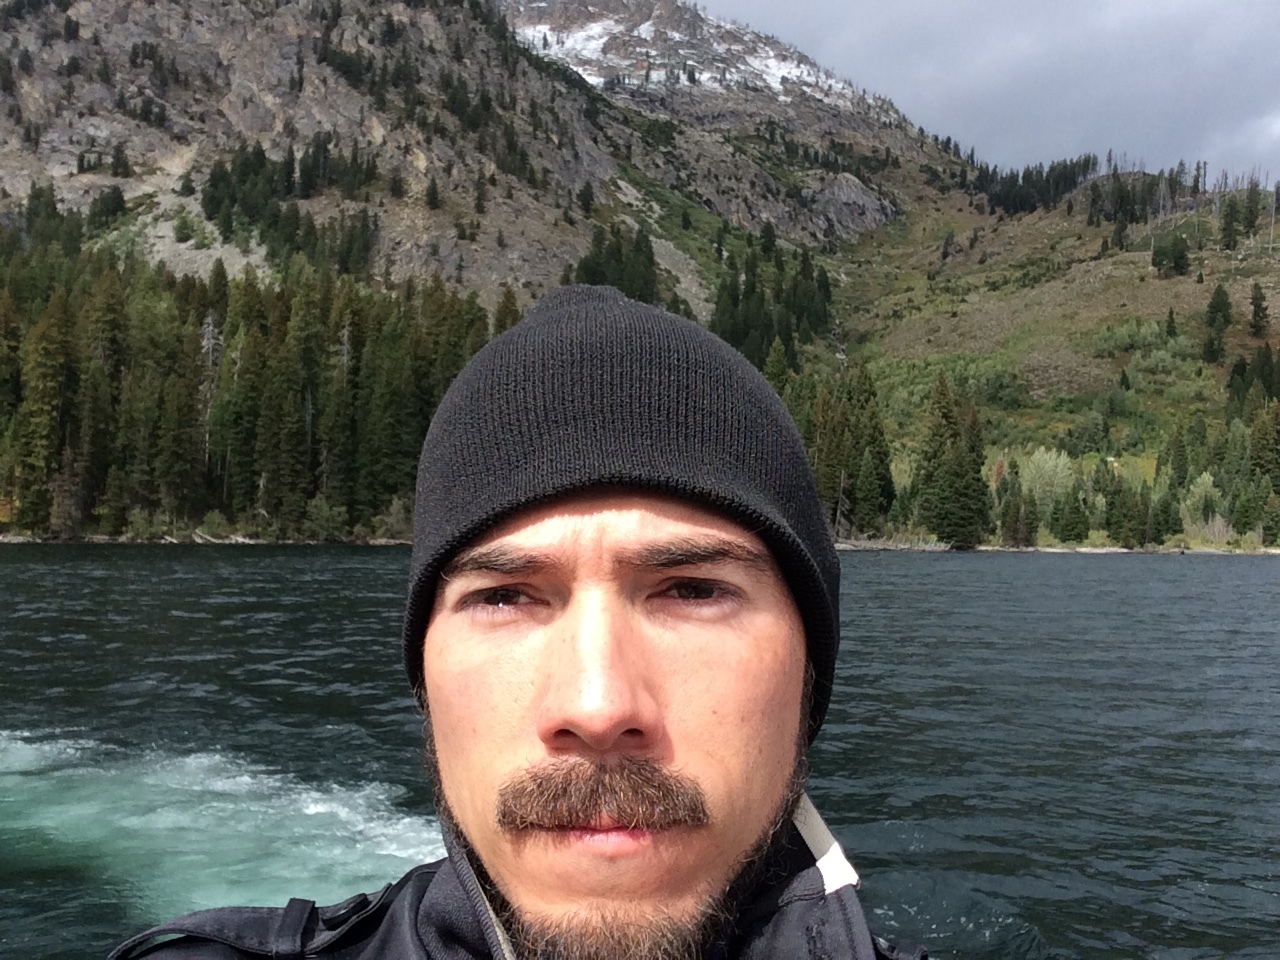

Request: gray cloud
left=698, top=0, right=1280, bottom=183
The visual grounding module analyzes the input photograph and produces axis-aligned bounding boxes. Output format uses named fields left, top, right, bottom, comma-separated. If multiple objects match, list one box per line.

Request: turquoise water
left=1, top=546, right=1277, bottom=958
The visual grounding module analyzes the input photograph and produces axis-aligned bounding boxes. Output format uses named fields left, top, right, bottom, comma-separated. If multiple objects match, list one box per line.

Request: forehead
left=450, top=488, right=774, bottom=564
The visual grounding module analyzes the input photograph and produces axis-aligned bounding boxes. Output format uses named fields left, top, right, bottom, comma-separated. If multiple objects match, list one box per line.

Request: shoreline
left=5, top=532, right=1279, bottom=555
left=836, top=538, right=1280, bottom=556
left=0, top=533, right=411, bottom=547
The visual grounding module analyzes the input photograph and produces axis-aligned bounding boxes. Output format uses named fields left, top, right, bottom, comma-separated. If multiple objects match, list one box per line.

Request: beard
left=421, top=672, right=812, bottom=960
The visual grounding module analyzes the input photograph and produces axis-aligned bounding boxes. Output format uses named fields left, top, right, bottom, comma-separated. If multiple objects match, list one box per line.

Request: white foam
left=0, top=730, right=445, bottom=920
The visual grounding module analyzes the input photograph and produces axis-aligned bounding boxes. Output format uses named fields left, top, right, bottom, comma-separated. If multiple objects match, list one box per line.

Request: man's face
left=422, top=490, right=807, bottom=953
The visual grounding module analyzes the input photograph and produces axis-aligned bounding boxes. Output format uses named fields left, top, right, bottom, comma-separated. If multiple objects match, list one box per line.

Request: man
left=111, top=286, right=924, bottom=960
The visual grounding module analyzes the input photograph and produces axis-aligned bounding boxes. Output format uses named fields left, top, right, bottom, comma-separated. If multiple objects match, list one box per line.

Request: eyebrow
left=441, top=545, right=560, bottom=579
left=440, top=536, right=775, bottom=580
left=621, top=536, right=775, bottom=573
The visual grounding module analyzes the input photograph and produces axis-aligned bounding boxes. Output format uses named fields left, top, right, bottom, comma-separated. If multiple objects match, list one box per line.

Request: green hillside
left=1, top=0, right=1278, bottom=549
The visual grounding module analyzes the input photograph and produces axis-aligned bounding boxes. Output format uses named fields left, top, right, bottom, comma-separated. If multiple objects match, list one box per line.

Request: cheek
left=670, top=628, right=805, bottom=797
left=422, top=637, right=516, bottom=822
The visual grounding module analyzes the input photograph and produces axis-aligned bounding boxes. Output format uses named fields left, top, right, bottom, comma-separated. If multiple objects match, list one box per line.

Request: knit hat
left=402, top=285, right=840, bottom=741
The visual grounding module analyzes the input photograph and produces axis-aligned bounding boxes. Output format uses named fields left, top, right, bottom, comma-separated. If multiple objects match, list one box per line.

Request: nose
left=534, top=586, right=662, bottom=755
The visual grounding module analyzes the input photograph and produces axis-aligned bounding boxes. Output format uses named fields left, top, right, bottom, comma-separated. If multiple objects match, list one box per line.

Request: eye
left=661, top=579, right=736, bottom=603
left=460, top=586, right=532, bottom=611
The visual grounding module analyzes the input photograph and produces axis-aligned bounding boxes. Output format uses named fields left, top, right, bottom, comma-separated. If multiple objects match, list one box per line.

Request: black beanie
left=402, top=285, right=840, bottom=741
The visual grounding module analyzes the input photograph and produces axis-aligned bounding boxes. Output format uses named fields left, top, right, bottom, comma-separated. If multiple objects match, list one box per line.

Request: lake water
left=1, top=546, right=1277, bottom=959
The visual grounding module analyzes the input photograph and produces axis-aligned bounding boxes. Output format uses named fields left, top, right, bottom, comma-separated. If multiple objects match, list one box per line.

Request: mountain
left=502, top=0, right=900, bottom=123
left=0, top=0, right=909, bottom=319
left=3, top=0, right=1279, bottom=549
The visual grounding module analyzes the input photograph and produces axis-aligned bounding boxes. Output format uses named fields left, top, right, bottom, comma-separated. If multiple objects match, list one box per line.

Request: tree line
left=4, top=178, right=1276, bottom=549
left=0, top=186, right=496, bottom=540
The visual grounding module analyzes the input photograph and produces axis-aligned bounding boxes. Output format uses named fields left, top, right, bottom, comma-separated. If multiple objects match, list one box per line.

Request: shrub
left=301, top=495, right=349, bottom=543
left=1021, top=447, right=1075, bottom=510
left=373, top=495, right=412, bottom=540
left=1093, top=318, right=1165, bottom=358
left=199, top=511, right=230, bottom=537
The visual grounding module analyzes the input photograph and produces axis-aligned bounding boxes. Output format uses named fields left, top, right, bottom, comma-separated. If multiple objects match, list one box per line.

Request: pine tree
left=0, top=292, right=24, bottom=427
left=1166, top=426, right=1189, bottom=490
left=14, top=293, right=75, bottom=530
left=916, top=373, right=988, bottom=547
left=850, top=448, right=881, bottom=534
left=1202, top=283, right=1234, bottom=363
left=762, top=336, right=789, bottom=394
left=255, top=336, right=310, bottom=534
left=208, top=258, right=230, bottom=327
left=1251, top=404, right=1280, bottom=490
left=997, top=460, right=1025, bottom=547
left=493, top=286, right=521, bottom=333
left=1061, top=483, right=1091, bottom=543
left=1250, top=282, right=1268, bottom=338
left=317, top=338, right=357, bottom=521
left=210, top=325, right=265, bottom=522
left=1220, top=194, right=1241, bottom=250
left=155, top=362, right=203, bottom=525
left=1242, top=178, right=1262, bottom=235
left=1165, top=307, right=1177, bottom=339
left=1262, top=494, right=1280, bottom=546
left=74, top=358, right=115, bottom=520
left=928, top=436, right=987, bottom=548
left=110, top=142, right=132, bottom=178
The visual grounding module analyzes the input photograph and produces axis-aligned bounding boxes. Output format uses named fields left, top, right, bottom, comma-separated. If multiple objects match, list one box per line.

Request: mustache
left=495, top=755, right=710, bottom=832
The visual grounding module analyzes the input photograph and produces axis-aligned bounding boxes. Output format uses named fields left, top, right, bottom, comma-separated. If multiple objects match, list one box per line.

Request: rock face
left=0, top=0, right=911, bottom=308
left=501, top=0, right=912, bottom=238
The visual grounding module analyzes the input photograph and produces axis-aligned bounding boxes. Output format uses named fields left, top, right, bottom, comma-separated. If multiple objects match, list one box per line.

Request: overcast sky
left=698, top=0, right=1280, bottom=184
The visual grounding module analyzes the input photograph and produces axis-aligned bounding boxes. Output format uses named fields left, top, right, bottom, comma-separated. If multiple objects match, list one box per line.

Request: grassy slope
left=825, top=175, right=1279, bottom=473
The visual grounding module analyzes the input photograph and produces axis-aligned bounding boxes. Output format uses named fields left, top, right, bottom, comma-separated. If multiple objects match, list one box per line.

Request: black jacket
left=108, top=797, right=926, bottom=960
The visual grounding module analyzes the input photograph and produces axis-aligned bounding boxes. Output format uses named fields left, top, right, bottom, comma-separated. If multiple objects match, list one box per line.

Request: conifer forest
left=1, top=0, right=1279, bottom=550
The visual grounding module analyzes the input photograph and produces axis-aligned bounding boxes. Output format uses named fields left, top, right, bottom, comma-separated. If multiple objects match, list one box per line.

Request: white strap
left=793, top=792, right=861, bottom=893
left=476, top=876, right=517, bottom=960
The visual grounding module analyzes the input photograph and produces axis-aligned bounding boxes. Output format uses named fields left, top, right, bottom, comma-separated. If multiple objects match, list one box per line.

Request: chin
left=499, top=889, right=727, bottom=960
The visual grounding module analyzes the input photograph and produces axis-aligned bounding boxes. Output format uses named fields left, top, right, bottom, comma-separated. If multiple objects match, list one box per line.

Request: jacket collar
left=438, top=793, right=872, bottom=960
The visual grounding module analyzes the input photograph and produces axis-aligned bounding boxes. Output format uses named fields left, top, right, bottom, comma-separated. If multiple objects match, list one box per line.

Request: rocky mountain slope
left=0, top=0, right=912, bottom=315
left=4, top=0, right=1272, bottom=447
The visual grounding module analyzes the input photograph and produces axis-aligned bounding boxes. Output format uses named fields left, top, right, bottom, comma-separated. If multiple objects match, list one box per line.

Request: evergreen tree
left=1251, top=404, right=1280, bottom=490
left=762, top=336, right=789, bottom=394
left=1166, top=426, right=1189, bottom=490
left=110, top=143, right=132, bottom=178
left=208, top=258, right=230, bottom=326
left=1220, top=194, right=1241, bottom=250
left=255, top=336, right=310, bottom=535
left=1242, top=179, right=1262, bottom=235
left=916, top=373, right=988, bottom=547
left=1262, top=494, right=1280, bottom=546
left=0, top=293, right=21, bottom=427
left=761, top=221, right=777, bottom=257
left=850, top=448, right=881, bottom=535
left=424, top=176, right=440, bottom=210
left=1250, top=282, right=1268, bottom=338
left=997, top=460, right=1026, bottom=547
left=155, top=362, right=203, bottom=524
left=1165, top=307, right=1177, bottom=339
left=1060, top=483, right=1091, bottom=543
left=74, top=358, right=115, bottom=520
left=494, top=286, right=521, bottom=333
left=1202, top=283, right=1234, bottom=363
left=14, top=293, right=75, bottom=530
